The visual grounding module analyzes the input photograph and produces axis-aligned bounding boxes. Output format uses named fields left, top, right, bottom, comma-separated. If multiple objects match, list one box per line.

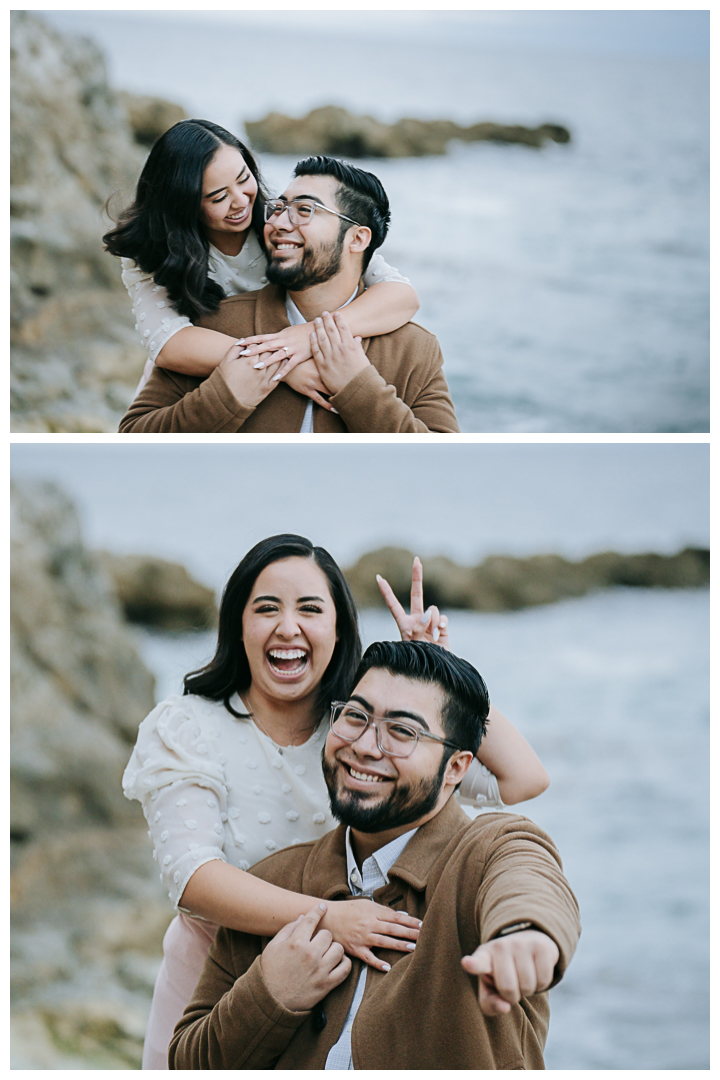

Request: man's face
left=264, top=174, right=348, bottom=290
left=322, top=669, right=455, bottom=834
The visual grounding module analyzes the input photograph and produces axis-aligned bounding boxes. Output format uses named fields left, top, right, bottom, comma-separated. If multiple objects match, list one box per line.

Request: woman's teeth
left=267, top=648, right=308, bottom=673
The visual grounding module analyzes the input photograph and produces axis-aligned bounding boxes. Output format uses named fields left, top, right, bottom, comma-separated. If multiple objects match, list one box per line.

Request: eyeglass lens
left=332, top=705, right=421, bottom=757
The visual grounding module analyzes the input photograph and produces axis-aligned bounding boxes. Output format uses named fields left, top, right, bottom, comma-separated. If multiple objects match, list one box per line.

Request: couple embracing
left=123, top=535, right=580, bottom=1069
left=105, top=120, right=459, bottom=433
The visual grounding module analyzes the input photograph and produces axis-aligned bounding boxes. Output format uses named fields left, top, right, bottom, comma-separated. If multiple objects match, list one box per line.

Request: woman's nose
left=276, top=611, right=300, bottom=637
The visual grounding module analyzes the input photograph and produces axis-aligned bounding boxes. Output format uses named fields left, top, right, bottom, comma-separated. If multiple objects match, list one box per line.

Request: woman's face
left=241, top=557, right=338, bottom=708
left=199, top=144, right=258, bottom=247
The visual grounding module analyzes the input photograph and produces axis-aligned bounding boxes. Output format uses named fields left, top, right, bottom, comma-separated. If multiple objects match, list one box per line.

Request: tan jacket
left=169, top=799, right=581, bottom=1070
left=119, top=285, right=459, bottom=433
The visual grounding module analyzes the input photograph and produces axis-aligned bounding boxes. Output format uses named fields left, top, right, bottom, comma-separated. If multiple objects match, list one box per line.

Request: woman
left=123, top=535, right=548, bottom=1068
left=103, top=119, right=419, bottom=409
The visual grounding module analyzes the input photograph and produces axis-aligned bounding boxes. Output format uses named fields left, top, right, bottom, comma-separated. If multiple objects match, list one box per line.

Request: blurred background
left=10, top=442, right=709, bottom=1068
left=11, top=9, right=709, bottom=432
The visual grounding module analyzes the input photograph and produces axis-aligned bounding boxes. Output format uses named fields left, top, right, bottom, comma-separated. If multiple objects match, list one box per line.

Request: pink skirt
left=142, top=912, right=219, bottom=1070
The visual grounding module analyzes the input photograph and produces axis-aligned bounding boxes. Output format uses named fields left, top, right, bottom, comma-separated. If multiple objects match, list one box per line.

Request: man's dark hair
left=293, top=156, right=391, bottom=271
left=352, top=641, right=490, bottom=761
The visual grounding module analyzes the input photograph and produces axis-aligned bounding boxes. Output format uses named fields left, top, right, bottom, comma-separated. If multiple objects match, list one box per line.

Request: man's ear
left=444, top=750, right=474, bottom=788
left=346, top=225, right=372, bottom=255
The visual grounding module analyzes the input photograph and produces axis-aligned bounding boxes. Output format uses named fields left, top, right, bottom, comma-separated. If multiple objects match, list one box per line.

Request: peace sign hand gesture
left=376, top=556, right=449, bottom=649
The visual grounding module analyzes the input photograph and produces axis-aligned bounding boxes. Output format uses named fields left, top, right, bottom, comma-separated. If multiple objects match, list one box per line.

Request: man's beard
left=322, top=753, right=448, bottom=834
left=266, top=234, right=345, bottom=290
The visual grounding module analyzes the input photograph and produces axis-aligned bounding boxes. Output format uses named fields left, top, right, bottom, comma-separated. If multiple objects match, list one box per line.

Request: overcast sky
left=11, top=443, right=709, bottom=591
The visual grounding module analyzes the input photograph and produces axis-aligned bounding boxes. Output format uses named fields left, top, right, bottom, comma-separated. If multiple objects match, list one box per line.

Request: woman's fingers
left=278, top=353, right=309, bottom=377
left=376, top=574, right=411, bottom=637
left=409, top=556, right=424, bottom=616
left=370, top=934, right=417, bottom=953
left=307, top=390, right=335, bottom=412
left=355, top=947, right=391, bottom=973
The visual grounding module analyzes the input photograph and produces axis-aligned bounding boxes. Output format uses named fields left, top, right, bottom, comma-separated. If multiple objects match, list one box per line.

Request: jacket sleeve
left=329, top=339, right=460, bottom=433
left=475, top=816, right=581, bottom=987
left=119, top=366, right=257, bottom=433
left=169, top=931, right=311, bottom=1069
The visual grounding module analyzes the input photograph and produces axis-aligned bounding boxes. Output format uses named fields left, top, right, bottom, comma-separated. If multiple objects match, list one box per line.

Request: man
left=119, top=157, right=459, bottom=433
left=169, top=641, right=580, bottom=1070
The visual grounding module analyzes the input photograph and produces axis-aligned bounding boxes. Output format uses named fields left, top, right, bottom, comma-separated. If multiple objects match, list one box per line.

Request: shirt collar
left=285, top=285, right=359, bottom=326
left=344, top=826, right=418, bottom=893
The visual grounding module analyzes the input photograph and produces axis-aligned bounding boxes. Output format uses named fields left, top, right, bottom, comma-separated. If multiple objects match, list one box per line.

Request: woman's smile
left=241, top=557, right=338, bottom=708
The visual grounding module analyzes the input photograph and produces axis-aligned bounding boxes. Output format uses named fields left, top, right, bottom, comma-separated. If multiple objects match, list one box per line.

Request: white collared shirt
left=285, top=288, right=358, bottom=434
left=324, top=827, right=417, bottom=1070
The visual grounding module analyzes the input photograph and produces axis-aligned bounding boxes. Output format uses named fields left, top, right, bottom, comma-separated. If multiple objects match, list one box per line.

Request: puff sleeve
left=362, top=251, right=412, bottom=287
left=123, top=696, right=230, bottom=907
left=456, top=757, right=504, bottom=810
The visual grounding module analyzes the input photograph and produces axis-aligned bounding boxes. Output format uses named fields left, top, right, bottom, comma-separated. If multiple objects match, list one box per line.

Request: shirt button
left=350, top=870, right=361, bottom=886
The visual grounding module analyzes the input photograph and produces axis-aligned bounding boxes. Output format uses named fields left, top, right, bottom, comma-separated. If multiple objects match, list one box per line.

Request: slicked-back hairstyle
left=352, top=641, right=490, bottom=758
left=183, top=534, right=361, bottom=721
left=292, top=156, right=391, bottom=270
left=103, top=119, right=270, bottom=320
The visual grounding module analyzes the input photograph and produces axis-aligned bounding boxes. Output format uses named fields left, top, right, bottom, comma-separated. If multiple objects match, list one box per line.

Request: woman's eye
left=254, top=605, right=278, bottom=614
left=211, top=194, right=227, bottom=204
left=300, top=605, right=322, bottom=614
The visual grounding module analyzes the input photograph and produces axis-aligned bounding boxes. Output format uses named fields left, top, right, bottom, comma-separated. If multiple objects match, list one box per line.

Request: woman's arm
left=238, top=281, right=421, bottom=375
left=377, top=559, right=549, bottom=805
left=154, top=325, right=241, bottom=375
left=477, top=706, right=549, bottom=805
left=180, top=859, right=420, bottom=972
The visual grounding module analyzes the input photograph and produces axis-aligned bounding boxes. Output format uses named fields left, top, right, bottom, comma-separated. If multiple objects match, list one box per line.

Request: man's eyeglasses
left=330, top=701, right=464, bottom=759
left=264, top=198, right=363, bottom=229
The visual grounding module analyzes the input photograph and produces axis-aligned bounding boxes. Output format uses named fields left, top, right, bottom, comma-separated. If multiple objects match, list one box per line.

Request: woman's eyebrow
left=204, top=171, right=248, bottom=199
left=251, top=594, right=281, bottom=603
left=297, top=595, right=325, bottom=603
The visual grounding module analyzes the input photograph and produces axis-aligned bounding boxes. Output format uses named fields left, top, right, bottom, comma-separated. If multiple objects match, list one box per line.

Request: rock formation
left=245, top=105, right=571, bottom=158
left=98, top=552, right=218, bottom=629
left=10, top=479, right=170, bottom=1069
left=343, top=546, right=710, bottom=611
left=10, top=12, right=185, bottom=433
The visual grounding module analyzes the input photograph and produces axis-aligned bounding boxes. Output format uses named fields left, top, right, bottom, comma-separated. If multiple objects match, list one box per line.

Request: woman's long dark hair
left=184, top=535, right=362, bottom=722
left=103, top=119, right=270, bottom=320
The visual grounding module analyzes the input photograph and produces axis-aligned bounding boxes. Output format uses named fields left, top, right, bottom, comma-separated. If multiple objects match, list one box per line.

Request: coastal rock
left=118, top=91, right=187, bottom=147
left=245, top=105, right=571, bottom=158
left=98, top=552, right=218, bottom=629
left=11, top=479, right=170, bottom=1069
left=11, top=11, right=147, bottom=432
left=343, top=546, right=710, bottom=610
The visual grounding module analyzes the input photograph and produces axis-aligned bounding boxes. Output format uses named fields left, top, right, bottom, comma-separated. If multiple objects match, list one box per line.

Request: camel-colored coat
left=169, top=799, right=580, bottom=1070
left=119, top=285, right=459, bottom=433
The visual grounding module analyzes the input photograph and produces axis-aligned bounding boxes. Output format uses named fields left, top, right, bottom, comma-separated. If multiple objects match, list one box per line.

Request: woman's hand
left=218, top=340, right=284, bottom=408
left=376, top=556, right=449, bottom=648
left=322, top=898, right=422, bottom=972
left=282, top=359, right=337, bottom=413
left=238, top=322, right=314, bottom=378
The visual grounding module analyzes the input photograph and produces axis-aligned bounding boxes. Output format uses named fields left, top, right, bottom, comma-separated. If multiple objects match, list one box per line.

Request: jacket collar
left=253, top=279, right=366, bottom=336
left=303, top=796, right=473, bottom=899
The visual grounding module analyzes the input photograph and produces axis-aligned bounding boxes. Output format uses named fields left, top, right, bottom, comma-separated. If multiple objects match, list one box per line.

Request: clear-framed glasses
left=330, top=701, right=464, bottom=759
left=264, top=198, right=363, bottom=229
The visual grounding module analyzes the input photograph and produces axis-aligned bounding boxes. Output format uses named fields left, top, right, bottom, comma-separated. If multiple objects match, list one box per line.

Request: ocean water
left=41, top=12, right=710, bottom=432
left=132, top=586, right=709, bottom=1070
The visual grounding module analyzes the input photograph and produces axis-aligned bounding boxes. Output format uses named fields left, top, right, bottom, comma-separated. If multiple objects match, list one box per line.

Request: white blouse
left=120, top=231, right=412, bottom=390
left=123, top=694, right=503, bottom=909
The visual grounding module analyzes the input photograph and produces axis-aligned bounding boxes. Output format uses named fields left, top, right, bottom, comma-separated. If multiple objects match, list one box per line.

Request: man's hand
left=461, top=930, right=559, bottom=1016
left=283, top=358, right=337, bottom=413
left=309, top=311, right=370, bottom=395
left=260, top=903, right=352, bottom=1013
left=376, top=556, right=449, bottom=647
left=218, top=341, right=284, bottom=408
